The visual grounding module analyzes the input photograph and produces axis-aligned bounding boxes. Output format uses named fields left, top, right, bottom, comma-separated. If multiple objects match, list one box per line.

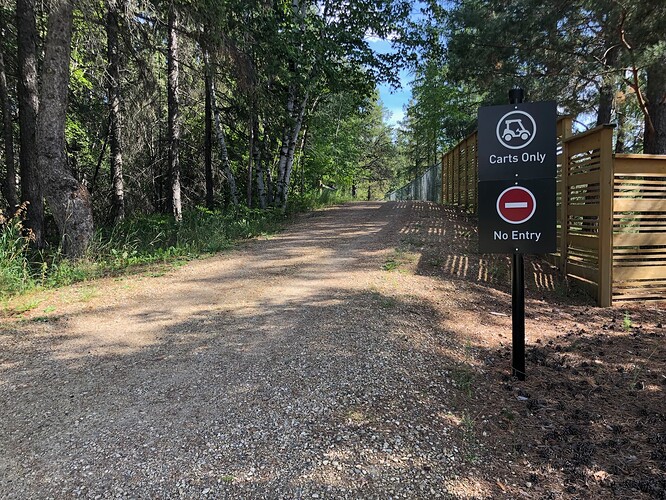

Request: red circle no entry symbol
left=496, top=186, right=536, bottom=224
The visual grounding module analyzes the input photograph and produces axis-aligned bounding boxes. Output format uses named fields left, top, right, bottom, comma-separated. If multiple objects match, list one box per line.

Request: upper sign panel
left=478, top=101, right=557, bottom=181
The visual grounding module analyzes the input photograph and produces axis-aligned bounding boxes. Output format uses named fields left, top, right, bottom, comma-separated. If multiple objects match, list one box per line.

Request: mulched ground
left=405, top=203, right=665, bottom=499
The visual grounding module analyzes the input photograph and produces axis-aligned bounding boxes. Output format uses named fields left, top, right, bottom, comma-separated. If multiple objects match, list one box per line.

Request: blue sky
left=367, top=38, right=412, bottom=127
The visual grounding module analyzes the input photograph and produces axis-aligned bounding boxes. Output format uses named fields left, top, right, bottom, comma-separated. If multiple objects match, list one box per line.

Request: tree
left=644, top=55, right=666, bottom=153
left=208, top=55, right=239, bottom=206
left=37, top=0, right=93, bottom=257
left=1, top=0, right=415, bottom=250
left=167, top=3, right=182, bottom=221
left=0, top=44, right=18, bottom=211
left=16, top=0, right=43, bottom=246
left=107, top=0, right=125, bottom=221
left=440, top=0, right=666, bottom=151
left=204, top=48, right=214, bottom=209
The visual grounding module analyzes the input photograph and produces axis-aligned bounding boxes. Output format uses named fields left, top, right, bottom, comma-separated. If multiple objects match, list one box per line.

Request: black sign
left=478, top=179, right=556, bottom=254
left=478, top=101, right=557, bottom=181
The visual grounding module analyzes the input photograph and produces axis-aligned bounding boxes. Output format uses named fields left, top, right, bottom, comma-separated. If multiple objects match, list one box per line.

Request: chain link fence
left=386, top=164, right=441, bottom=203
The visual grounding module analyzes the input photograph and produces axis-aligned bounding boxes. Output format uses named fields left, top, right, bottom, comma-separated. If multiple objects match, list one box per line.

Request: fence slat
left=614, top=266, right=666, bottom=281
left=567, top=172, right=601, bottom=186
left=614, top=199, right=666, bottom=212
left=569, top=234, right=599, bottom=250
left=566, top=262, right=599, bottom=282
left=567, top=205, right=600, bottom=217
left=615, top=155, right=666, bottom=174
left=614, top=233, right=666, bottom=246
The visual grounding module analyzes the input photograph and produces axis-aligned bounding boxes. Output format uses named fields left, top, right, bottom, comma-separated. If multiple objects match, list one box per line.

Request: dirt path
left=1, top=201, right=664, bottom=499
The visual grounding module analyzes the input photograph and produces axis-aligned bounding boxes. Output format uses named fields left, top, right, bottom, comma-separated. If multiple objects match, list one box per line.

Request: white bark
left=275, top=84, right=296, bottom=207
left=210, top=75, right=238, bottom=206
left=281, top=92, right=309, bottom=210
left=167, top=6, right=182, bottom=221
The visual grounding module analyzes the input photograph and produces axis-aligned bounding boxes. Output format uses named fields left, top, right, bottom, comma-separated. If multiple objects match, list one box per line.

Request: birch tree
left=167, top=4, right=182, bottom=221
left=107, top=0, right=125, bottom=221
left=209, top=67, right=238, bottom=206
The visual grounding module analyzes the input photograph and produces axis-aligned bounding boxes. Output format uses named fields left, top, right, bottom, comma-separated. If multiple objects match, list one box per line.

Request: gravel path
left=1, top=202, right=477, bottom=499
left=3, top=201, right=663, bottom=499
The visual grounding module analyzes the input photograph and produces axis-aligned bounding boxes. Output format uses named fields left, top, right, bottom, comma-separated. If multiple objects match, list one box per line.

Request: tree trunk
left=298, top=124, right=308, bottom=198
left=167, top=5, right=182, bottom=221
left=280, top=92, right=308, bottom=210
left=16, top=0, right=43, bottom=246
left=596, top=45, right=618, bottom=126
left=37, top=0, right=93, bottom=257
left=0, top=50, right=18, bottom=211
left=107, top=0, right=125, bottom=222
left=253, top=117, right=267, bottom=209
left=247, top=115, right=254, bottom=207
left=204, top=51, right=214, bottom=210
left=209, top=72, right=238, bottom=206
left=264, top=136, right=274, bottom=206
left=615, top=107, right=626, bottom=153
left=275, top=84, right=296, bottom=207
left=644, top=60, right=666, bottom=154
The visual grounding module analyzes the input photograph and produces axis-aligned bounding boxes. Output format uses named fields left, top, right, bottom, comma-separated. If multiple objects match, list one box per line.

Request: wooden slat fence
left=612, top=154, right=666, bottom=301
left=442, top=132, right=478, bottom=212
left=559, top=125, right=614, bottom=305
left=440, top=117, right=666, bottom=306
left=386, top=163, right=441, bottom=203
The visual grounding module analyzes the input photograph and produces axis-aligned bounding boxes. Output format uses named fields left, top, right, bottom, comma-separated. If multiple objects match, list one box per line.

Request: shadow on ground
left=0, top=201, right=663, bottom=499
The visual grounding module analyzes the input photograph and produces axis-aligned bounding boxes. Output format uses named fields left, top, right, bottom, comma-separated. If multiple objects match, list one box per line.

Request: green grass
left=12, top=298, right=42, bottom=314
left=382, top=247, right=418, bottom=273
left=289, top=190, right=354, bottom=211
left=0, top=205, right=35, bottom=298
left=460, top=411, right=480, bottom=464
left=622, top=311, right=632, bottom=332
left=451, top=368, right=474, bottom=397
left=382, top=258, right=399, bottom=271
left=0, top=204, right=291, bottom=300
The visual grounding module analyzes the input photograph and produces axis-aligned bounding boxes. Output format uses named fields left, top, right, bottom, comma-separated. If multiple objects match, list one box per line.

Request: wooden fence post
left=472, top=132, right=479, bottom=214
left=442, top=153, right=446, bottom=205
left=464, top=136, right=472, bottom=210
left=598, top=127, right=614, bottom=306
left=448, top=152, right=453, bottom=205
left=559, top=117, right=573, bottom=275
left=560, top=139, right=569, bottom=276
left=451, top=145, right=456, bottom=206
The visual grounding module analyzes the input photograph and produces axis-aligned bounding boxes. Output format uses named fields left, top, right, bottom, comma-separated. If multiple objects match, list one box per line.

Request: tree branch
left=618, top=9, right=654, bottom=135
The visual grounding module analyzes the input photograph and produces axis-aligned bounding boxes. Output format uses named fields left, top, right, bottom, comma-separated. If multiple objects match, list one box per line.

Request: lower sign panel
left=478, top=178, right=556, bottom=254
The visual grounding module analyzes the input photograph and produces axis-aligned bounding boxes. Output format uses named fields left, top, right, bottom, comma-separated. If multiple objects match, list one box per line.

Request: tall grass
left=0, top=205, right=35, bottom=298
left=0, top=193, right=358, bottom=300
left=0, top=205, right=288, bottom=299
left=289, top=190, right=354, bottom=211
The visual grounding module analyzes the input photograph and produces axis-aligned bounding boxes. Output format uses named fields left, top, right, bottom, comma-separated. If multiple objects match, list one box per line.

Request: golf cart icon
left=502, top=119, right=531, bottom=142
left=495, top=110, right=537, bottom=149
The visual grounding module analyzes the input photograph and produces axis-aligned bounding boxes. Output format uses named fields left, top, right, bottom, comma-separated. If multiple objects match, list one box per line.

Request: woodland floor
left=0, top=201, right=664, bottom=499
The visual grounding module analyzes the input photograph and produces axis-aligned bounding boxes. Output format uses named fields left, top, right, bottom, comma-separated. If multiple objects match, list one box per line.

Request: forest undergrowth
left=0, top=191, right=351, bottom=303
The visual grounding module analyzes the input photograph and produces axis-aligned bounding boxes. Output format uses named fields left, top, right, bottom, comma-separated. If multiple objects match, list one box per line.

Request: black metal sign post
left=477, top=89, right=557, bottom=380
left=509, top=89, right=526, bottom=381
